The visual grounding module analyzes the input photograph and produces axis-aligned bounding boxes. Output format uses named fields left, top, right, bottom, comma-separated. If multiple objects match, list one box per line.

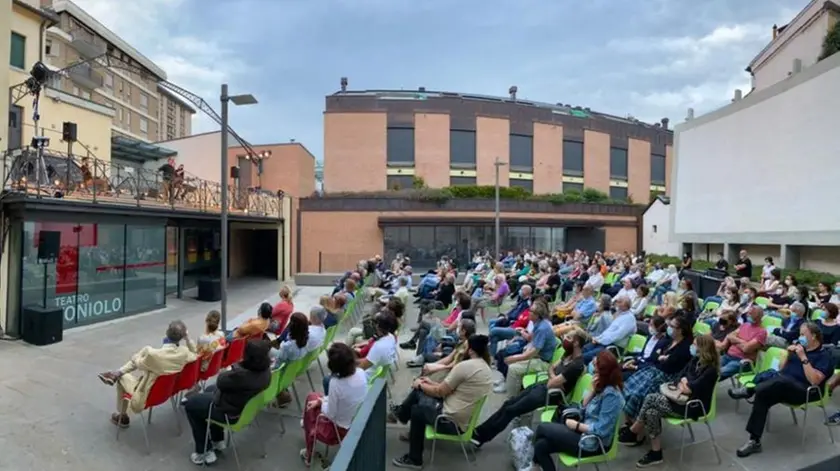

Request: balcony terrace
left=1, top=147, right=282, bottom=219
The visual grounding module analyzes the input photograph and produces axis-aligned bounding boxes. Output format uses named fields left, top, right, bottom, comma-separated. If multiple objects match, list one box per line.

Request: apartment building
left=39, top=0, right=194, bottom=144
left=323, top=84, right=674, bottom=201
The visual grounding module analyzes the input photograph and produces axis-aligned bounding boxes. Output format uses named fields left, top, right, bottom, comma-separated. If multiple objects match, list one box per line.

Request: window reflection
left=382, top=224, right=568, bottom=271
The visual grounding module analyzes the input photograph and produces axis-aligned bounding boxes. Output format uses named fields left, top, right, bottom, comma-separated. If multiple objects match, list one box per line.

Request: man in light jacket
left=98, top=320, right=197, bottom=428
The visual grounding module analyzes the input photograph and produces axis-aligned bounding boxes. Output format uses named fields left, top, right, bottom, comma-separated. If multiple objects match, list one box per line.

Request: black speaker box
left=197, top=278, right=222, bottom=302
left=22, top=306, right=64, bottom=346
left=62, top=122, right=78, bottom=142
left=230, top=166, right=240, bottom=179
left=37, top=231, right=61, bottom=263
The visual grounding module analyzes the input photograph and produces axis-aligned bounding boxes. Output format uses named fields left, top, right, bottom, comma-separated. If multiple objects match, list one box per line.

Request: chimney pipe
left=792, top=58, right=802, bottom=74
left=773, top=24, right=778, bottom=40
left=509, top=85, right=518, bottom=100
left=686, top=108, right=695, bottom=121
left=733, top=89, right=743, bottom=102
left=661, top=117, right=669, bottom=129
left=340, top=77, right=348, bottom=92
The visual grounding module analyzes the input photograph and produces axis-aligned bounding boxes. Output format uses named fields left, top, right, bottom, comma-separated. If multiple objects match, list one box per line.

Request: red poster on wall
left=34, top=223, right=98, bottom=295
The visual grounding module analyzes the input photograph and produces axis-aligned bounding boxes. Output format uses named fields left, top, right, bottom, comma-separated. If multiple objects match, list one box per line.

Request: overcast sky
left=73, top=0, right=804, bottom=160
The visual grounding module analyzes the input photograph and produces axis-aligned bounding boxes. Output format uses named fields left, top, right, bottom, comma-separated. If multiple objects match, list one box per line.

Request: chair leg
left=429, top=439, right=437, bottom=467
left=458, top=441, right=474, bottom=466
left=317, top=357, right=326, bottom=378
left=292, top=383, right=303, bottom=411
left=800, top=408, right=809, bottom=447
left=791, top=408, right=800, bottom=426
left=229, top=432, right=242, bottom=471
left=306, top=370, right=316, bottom=392
left=170, top=395, right=183, bottom=436
left=139, top=410, right=152, bottom=453
left=686, top=423, right=696, bottom=442
left=821, top=405, right=836, bottom=443
left=148, top=406, right=154, bottom=424
left=678, top=423, right=687, bottom=468
left=705, top=422, right=722, bottom=464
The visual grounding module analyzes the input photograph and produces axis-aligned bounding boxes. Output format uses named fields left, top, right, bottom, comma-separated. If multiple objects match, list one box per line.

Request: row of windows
left=387, top=128, right=667, bottom=184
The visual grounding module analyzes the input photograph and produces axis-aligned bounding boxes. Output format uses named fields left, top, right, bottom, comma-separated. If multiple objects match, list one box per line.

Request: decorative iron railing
left=0, top=147, right=282, bottom=218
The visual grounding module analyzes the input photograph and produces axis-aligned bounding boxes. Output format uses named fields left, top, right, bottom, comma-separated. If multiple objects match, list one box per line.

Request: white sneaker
left=493, top=378, right=504, bottom=387
left=189, top=450, right=218, bottom=465
left=204, top=451, right=218, bottom=465
left=212, top=440, right=226, bottom=452
left=493, top=384, right=507, bottom=394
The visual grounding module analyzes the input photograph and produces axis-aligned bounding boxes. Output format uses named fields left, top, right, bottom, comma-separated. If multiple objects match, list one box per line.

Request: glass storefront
left=383, top=225, right=567, bottom=270
left=21, top=221, right=166, bottom=328
left=182, top=227, right=221, bottom=290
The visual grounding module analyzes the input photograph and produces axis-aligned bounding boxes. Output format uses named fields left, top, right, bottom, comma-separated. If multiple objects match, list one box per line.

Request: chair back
left=200, top=349, right=225, bottom=381
left=644, top=304, right=657, bottom=317
left=625, top=335, right=647, bottom=356
left=706, top=383, right=719, bottom=421
left=464, top=395, right=488, bottom=436
left=551, top=346, right=566, bottom=364
left=570, top=373, right=593, bottom=404
left=144, top=372, right=180, bottom=409
left=604, top=414, right=622, bottom=459
left=702, top=301, right=720, bottom=312
left=228, top=392, right=264, bottom=432
left=173, top=359, right=201, bottom=395
left=812, top=309, right=826, bottom=321
left=324, top=325, right=339, bottom=345
left=261, top=367, right=284, bottom=406
left=222, top=338, right=247, bottom=368
left=760, top=347, right=789, bottom=373
left=693, top=321, right=712, bottom=336
left=755, top=297, right=770, bottom=308
left=368, top=364, right=389, bottom=385
left=761, top=316, right=783, bottom=329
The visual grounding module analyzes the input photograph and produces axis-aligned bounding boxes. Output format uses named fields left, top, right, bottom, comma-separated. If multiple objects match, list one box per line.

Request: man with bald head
left=98, top=320, right=197, bottom=428
left=718, top=305, right=768, bottom=380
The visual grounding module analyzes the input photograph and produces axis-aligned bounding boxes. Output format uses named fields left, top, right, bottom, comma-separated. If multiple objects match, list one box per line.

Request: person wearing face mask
left=703, top=287, right=740, bottom=326
left=624, top=335, right=720, bottom=466
left=829, top=282, right=840, bottom=305
left=717, top=306, right=768, bottom=380
left=737, top=287, right=758, bottom=321
left=766, top=302, right=807, bottom=348
left=652, top=265, right=679, bottom=304
left=470, top=329, right=588, bottom=448
left=727, top=322, right=834, bottom=458
left=819, top=303, right=840, bottom=425
left=758, top=268, right=781, bottom=297
left=620, top=315, right=693, bottom=438
left=711, top=312, right=739, bottom=342
left=622, top=315, right=670, bottom=381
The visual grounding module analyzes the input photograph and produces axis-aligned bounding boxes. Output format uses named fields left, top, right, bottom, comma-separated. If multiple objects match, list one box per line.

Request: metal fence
left=1, top=147, right=282, bottom=218
left=329, top=376, right=388, bottom=471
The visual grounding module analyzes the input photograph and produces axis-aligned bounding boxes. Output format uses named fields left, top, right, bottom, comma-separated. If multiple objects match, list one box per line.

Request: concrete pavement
left=0, top=279, right=838, bottom=471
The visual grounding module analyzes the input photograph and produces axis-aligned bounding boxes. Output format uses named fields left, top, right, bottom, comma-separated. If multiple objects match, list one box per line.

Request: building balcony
left=68, top=62, right=104, bottom=90
left=69, top=33, right=107, bottom=60
left=1, top=147, right=282, bottom=219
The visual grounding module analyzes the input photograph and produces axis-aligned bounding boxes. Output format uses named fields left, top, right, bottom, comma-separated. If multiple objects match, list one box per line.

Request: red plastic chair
left=115, top=372, right=179, bottom=452
left=199, top=349, right=225, bottom=389
left=222, top=338, right=247, bottom=369
left=169, top=359, right=201, bottom=434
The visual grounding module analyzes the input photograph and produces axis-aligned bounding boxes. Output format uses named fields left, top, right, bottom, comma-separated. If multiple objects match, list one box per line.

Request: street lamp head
left=230, top=94, right=258, bottom=106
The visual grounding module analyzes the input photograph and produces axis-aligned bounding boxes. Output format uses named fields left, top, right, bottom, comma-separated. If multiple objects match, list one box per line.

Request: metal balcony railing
left=0, top=148, right=282, bottom=218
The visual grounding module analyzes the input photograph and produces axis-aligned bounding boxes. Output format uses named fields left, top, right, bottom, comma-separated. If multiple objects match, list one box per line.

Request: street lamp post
left=220, top=84, right=258, bottom=331
left=494, top=157, right=507, bottom=260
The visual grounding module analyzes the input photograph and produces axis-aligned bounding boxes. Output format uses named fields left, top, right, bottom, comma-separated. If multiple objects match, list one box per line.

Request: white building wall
left=150, top=131, right=237, bottom=183
left=643, top=200, right=681, bottom=257
left=753, top=10, right=832, bottom=91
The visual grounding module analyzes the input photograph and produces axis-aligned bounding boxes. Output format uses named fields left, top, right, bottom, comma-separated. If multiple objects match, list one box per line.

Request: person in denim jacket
left=531, top=351, right=625, bottom=471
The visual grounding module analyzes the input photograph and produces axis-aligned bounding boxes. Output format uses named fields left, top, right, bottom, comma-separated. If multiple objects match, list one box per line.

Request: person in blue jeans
left=489, top=286, right=533, bottom=355
left=582, top=296, right=637, bottom=364
left=496, top=300, right=558, bottom=396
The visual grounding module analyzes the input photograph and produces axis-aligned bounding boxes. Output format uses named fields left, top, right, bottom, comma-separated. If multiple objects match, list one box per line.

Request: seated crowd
left=96, top=248, right=840, bottom=470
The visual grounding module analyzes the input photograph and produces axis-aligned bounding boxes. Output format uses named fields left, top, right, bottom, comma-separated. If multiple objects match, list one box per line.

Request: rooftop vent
left=340, top=77, right=348, bottom=92
left=418, top=86, right=426, bottom=92
left=509, top=85, right=518, bottom=100
left=686, top=108, right=695, bottom=121
left=661, top=117, right=670, bottom=129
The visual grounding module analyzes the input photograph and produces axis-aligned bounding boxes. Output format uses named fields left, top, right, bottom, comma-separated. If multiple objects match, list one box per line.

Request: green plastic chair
left=522, top=346, right=565, bottom=389
left=755, top=297, right=770, bottom=308
left=206, top=392, right=266, bottom=470
left=736, top=347, right=788, bottom=387
left=644, top=304, right=658, bottom=317
left=811, top=309, right=826, bottom=321
left=424, top=395, right=488, bottom=466
left=702, top=301, right=720, bottom=312
left=539, top=374, right=594, bottom=422
left=665, top=383, right=722, bottom=467
left=693, top=322, right=712, bottom=336
left=781, top=380, right=835, bottom=447
left=621, top=334, right=647, bottom=360
left=368, top=364, right=389, bottom=385
left=557, top=413, right=622, bottom=470
left=761, top=316, right=783, bottom=330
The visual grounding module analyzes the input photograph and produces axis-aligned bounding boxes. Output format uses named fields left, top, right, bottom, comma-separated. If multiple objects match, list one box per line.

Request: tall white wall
left=643, top=200, right=681, bottom=257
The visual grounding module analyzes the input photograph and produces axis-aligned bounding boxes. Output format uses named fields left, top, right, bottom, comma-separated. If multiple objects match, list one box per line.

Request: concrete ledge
left=295, top=273, right=342, bottom=286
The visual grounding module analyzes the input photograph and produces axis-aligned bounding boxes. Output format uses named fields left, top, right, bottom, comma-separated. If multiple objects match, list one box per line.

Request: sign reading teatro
left=55, top=294, right=123, bottom=324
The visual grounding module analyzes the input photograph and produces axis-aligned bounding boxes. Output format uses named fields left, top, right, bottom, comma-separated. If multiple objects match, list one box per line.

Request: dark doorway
left=8, top=105, right=23, bottom=150
left=230, top=228, right=278, bottom=279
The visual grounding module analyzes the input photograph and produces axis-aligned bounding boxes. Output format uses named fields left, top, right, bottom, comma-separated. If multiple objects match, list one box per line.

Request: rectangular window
left=609, top=186, right=629, bottom=201
left=562, top=181, right=584, bottom=193
left=126, top=111, right=131, bottom=125
left=562, top=140, right=584, bottom=176
left=651, top=153, right=666, bottom=185
left=609, top=147, right=628, bottom=181
left=72, top=85, right=80, bottom=96
left=386, top=174, right=414, bottom=190
left=450, top=130, right=476, bottom=167
left=81, top=90, right=91, bottom=100
left=139, top=92, right=148, bottom=109
left=509, top=179, right=533, bottom=193
left=45, top=38, right=58, bottom=57
left=450, top=176, right=476, bottom=186
left=387, top=128, right=415, bottom=164
left=10, top=32, right=26, bottom=69
left=139, top=118, right=148, bottom=133
left=509, top=134, right=533, bottom=169
left=104, top=73, right=113, bottom=89
left=118, top=108, right=123, bottom=122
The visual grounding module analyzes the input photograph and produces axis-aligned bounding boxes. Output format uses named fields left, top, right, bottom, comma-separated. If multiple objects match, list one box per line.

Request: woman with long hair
left=624, top=335, right=720, bottom=466
left=270, top=312, right=310, bottom=407
left=531, top=350, right=625, bottom=471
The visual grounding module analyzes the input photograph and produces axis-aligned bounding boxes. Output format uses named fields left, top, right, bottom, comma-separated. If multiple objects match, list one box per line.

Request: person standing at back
left=734, top=250, right=753, bottom=280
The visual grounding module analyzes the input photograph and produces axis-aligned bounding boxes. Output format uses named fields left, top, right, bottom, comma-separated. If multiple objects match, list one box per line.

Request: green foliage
left=649, top=190, right=664, bottom=203
left=646, top=254, right=839, bottom=288
left=819, top=19, right=840, bottom=60
left=411, top=176, right=427, bottom=189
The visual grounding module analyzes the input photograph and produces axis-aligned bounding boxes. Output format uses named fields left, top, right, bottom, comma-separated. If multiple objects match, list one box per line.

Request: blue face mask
left=797, top=336, right=808, bottom=346
left=666, top=326, right=675, bottom=337
left=835, top=287, right=840, bottom=294
left=789, top=312, right=798, bottom=320
left=587, top=362, right=595, bottom=375
left=689, top=344, right=698, bottom=357
left=743, top=316, right=753, bottom=325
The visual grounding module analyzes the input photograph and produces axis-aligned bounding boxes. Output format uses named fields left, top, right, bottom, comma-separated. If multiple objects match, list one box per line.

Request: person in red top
left=270, top=285, right=294, bottom=335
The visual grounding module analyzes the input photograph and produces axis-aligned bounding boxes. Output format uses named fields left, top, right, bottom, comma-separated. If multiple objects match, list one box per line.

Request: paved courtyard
left=0, top=278, right=838, bottom=471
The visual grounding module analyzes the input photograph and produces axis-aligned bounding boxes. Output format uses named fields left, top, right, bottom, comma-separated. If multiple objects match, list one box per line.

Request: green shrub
left=646, top=254, right=839, bottom=288
left=819, top=19, right=840, bottom=60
